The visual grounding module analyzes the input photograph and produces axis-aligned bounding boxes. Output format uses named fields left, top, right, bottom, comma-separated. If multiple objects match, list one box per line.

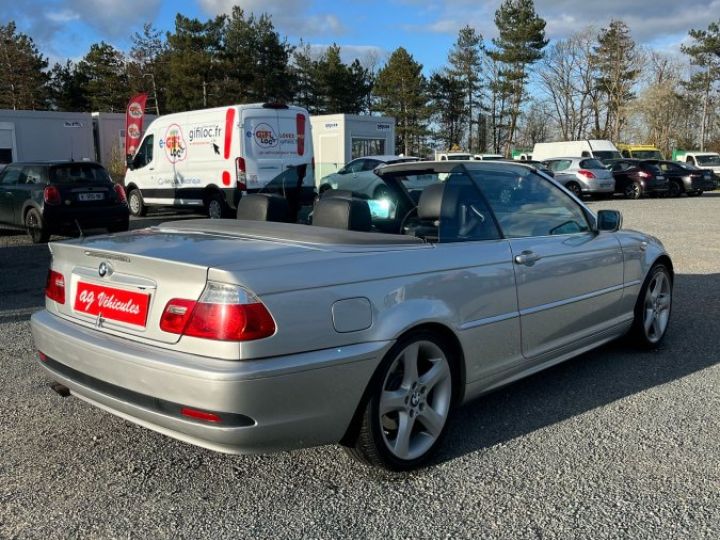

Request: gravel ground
left=0, top=195, right=719, bottom=539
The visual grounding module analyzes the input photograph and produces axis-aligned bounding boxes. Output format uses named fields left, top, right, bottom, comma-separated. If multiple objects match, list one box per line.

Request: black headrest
left=320, top=188, right=354, bottom=200
left=313, top=197, right=372, bottom=232
left=417, top=183, right=445, bottom=220
left=236, top=193, right=289, bottom=222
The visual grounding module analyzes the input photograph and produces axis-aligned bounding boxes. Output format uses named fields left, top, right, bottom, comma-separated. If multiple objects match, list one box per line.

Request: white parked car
left=319, top=155, right=421, bottom=199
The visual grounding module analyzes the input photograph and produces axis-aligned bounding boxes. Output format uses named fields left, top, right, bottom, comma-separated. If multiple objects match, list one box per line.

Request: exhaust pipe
left=50, top=382, right=71, bottom=398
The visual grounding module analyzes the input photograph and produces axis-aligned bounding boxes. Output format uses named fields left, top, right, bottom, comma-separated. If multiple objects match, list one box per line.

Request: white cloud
left=45, top=9, right=81, bottom=24
left=198, top=0, right=347, bottom=37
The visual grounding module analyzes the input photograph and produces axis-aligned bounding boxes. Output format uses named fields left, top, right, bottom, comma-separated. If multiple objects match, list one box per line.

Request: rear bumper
left=31, top=309, right=388, bottom=454
left=44, top=204, right=129, bottom=231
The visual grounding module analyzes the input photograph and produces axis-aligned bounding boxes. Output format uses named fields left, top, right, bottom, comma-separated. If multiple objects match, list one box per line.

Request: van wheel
left=206, top=193, right=227, bottom=219
left=25, top=208, right=49, bottom=243
left=128, top=189, right=147, bottom=217
left=345, top=331, right=455, bottom=471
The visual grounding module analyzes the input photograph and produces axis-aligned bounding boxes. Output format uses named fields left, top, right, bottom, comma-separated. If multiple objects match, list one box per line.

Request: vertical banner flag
left=125, top=93, right=148, bottom=156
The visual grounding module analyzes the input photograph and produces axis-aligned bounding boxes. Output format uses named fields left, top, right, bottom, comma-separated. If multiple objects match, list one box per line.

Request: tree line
left=1, top=1, right=719, bottom=157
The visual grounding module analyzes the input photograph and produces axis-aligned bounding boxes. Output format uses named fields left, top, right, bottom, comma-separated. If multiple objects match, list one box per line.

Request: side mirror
left=126, top=154, right=134, bottom=170
left=597, top=209, right=622, bottom=232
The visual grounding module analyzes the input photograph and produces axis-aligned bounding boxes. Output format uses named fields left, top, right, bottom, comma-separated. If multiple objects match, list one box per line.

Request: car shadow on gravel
left=437, top=272, right=720, bottom=466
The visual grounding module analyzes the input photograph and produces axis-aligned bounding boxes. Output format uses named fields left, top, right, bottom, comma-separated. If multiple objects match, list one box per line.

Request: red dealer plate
left=74, top=282, right=150, bottom=327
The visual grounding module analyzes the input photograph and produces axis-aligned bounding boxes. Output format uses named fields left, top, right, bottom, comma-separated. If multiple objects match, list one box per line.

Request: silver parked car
left=543, top=157, right=615, bottom=198
left=319, top=155, right=421, bottom=199
left=31, top=161, right=673, bottom=471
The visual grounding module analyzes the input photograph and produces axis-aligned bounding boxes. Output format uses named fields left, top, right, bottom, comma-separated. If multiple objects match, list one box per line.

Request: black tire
left=206, top=192, right=228, bottom=219
left=344, top=330, right=457, bottom=471
left=319, top=184, right=332, bottom=195
left=667, top=180, right=683, bottom=198
left=566, top=182, right=582, bottom=198
left=687, top=190, right=701, bottom=197
left=25, top=208, right=49, bottom=244
left=627, top=263, right=672, bottom=349
left=623, top=181, right=642, bottom=200
left=128, top=189, right=147, bottom=217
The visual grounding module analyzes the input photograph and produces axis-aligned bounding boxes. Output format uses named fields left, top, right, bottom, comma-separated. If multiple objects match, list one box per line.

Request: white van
left=124, top=103, right=314, bottom=218
left=532, top=140, right=621, bottom=163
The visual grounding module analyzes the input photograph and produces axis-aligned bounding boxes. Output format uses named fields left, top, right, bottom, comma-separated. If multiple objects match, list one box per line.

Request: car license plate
left=74, top=282, right=150, bottom=327
left=656, top=175, right=665, bottom=180
left=78, top=192, right=104, bottom=201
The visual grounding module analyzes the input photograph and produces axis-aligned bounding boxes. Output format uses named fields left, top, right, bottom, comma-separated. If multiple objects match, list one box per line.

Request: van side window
left=133, top=135, right=154, bottom=169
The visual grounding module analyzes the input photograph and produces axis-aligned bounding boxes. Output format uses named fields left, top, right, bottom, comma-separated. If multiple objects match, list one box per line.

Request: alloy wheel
left=208, top=198, right=223, bottom=219
left=129, top=192, right=142, bottom=215
left=624, top=182, right=641, bottom=199
left=378, top=340, right=452, bottom=461
left=643, top=270, right=672, bottom=344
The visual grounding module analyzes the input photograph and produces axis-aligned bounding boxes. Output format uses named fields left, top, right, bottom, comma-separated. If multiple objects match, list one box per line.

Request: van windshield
left=50, top=164, right=112, bottom=184
left=593, top=151, right=622, bottom=161
left=696, top=155, right=720, bottom=166
left=632, top=150, right=663, bottom=160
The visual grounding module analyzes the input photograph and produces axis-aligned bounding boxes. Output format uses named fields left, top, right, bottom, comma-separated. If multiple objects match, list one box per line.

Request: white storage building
left=310, top=114, right=395, bottom=181
left=92, top=112, right=156, bottom=170
left=0, top=110, right=95, bottom=167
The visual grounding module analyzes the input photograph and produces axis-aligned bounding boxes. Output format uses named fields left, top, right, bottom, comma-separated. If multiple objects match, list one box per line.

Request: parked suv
left=319, top=155, right=421, bottom=199
left=543, top=157, right=615, bottom=198
left=609, top=159, right=670, bottom=199
left=0, top=161, right=129, bottom=243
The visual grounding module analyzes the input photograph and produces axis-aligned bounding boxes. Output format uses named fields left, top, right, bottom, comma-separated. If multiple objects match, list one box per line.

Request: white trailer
left=0, top=110, right=94, bottom=168
left=310, top=114, right=395, bottom=182
left=92, top=112, right=156, bottom=170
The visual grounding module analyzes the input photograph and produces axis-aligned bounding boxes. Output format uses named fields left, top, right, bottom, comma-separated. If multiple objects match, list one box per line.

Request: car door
left=476, top=167, right=624, bottom=361
left=14, top=165, right=47, bottom=220
left=333, top=159, right=367, bottom=191
left=0, top=165, right=23, bottom=224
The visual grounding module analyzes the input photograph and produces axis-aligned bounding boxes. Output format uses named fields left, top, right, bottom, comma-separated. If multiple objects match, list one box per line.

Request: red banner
left=125, top=93, right=148, bottom=156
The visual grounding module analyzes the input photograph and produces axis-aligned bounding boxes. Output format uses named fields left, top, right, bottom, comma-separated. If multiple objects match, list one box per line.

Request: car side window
left=439, top=173, right=501, bottom=243
left=346, top=159, right=365, bottom=173
left=362, top=159, right=381, bottom=172
left=20, top=166, right=46, bottom=185
left=474, top=170, right=590, bottom=238
left=0, top=166, right=22, bottom=185
left=133, top=135, right=154, bottom=169
left=611, top=161, right=628, bottom=172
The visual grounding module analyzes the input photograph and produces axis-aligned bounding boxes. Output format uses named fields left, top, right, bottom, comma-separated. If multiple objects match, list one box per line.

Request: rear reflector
left=45, top=269, right=65, bottom=304
left=181, top=407, right=222, bottom=423
left=38, top=351, right=48, bottom=362
left=160, top=282, right=275, bottom=341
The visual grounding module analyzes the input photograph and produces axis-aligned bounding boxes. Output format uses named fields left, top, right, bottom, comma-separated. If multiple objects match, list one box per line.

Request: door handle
left=514, top=250, right=542, bottom=266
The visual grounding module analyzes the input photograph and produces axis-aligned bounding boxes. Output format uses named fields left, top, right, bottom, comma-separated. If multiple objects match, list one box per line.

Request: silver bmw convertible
left=31, top=161, right=673, bottom=471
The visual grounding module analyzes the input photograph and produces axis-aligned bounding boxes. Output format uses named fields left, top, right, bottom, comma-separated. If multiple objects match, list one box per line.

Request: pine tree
left=0, top=22, right=49, bottom=110
left=591, top=20, right=640, bottom=141
left=448, top=26, right=483, bottom=151
left=223, top=7, right=295, bottom=104
left=374, top=47, right=429, bottom=155
left=681, top=20, right=720, bottom=150
left=47, top=61, right=89, bottom=112
left=76, top=42, right=130, bottom=112
left=292, top=42, right=322, bottom=114
left=129, top=23, right=167, bottom=114
left=489, top=0, right=547, bottom=156
left=165, top=14, right=226, bottom=112
left=428, top=71, right=466, bottom=149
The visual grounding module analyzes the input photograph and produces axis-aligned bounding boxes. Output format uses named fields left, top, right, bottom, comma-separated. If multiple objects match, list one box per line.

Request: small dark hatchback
left=0, top=161, right=129, bottom=243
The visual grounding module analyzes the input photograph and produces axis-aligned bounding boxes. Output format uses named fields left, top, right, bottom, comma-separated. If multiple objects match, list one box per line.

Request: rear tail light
left=113, top=184, right=127, bottom=204
left=160, top=282, right=275, bottom=341
left=236, top=157, right=247, bottom=191
left=45, top=269, right=65, bottom=304
left=638, top=171, right=651, bottom=179
left=577, top=169, right=596, bottom=179
left=44, top=186, right=61, bottom=205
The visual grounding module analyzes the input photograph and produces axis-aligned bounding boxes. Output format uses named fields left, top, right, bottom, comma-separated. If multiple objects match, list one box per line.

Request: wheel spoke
left=419, top=359, right=450, bottom=393
left=380, top=388, right=407, bottom=416
left=644, top=309, right=655, bottom=333
left=417, top=406, right=444, bottom=439
left=393, top=411, right=414, bottom=458
left=651, top=317, right=661, bottom=338
left=657, top=294, right=671, bottom=310
left=401, top=343, right=420, bottom=386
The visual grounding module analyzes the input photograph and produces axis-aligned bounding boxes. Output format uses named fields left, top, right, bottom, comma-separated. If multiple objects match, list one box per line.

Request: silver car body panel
left=545, top=157, right=615, bottom=194
left=31, top=176, right=671, bottom=455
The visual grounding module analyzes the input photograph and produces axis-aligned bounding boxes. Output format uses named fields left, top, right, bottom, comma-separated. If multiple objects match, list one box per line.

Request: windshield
left=696, top=155, right=720, bottom=166
left=50, top=163, right=112, bottom=184
left=632, top=150, right=663, bottom=160
left=593, top=151, right=622, bottom=161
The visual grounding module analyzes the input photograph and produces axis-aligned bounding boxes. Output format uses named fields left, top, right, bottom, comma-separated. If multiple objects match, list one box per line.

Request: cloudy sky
left=5, top=0, right=717, bottom=69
